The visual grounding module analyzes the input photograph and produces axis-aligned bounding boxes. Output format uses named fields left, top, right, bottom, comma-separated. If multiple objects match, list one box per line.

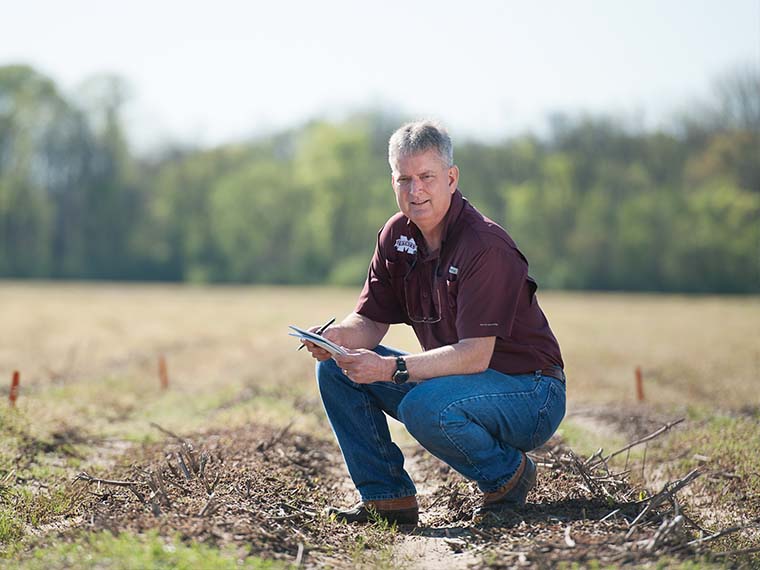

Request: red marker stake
left=158, top=356, right=169, bottom=391
left=635, top=366, right=645, bottom=402
left=9, top=371, right=20, bottom=407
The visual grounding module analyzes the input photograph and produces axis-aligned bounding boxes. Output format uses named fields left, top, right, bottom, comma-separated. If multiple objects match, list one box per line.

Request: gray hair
left=388, top=120, right=453, bottom=170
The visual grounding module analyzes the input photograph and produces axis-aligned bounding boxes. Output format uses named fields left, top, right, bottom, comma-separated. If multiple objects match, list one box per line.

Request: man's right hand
left=302, top=313, right=389, bottom=362
left=303, top=325, right=346, bottom=362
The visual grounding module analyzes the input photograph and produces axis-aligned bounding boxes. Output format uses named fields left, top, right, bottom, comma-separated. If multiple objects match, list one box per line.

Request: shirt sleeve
left=454, top=245, right=529, bottom=340
left=355, top=230, right=407, bottom=324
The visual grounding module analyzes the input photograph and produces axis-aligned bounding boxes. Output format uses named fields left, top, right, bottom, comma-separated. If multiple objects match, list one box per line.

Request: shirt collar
left=406, top=189, right=465, bottom=257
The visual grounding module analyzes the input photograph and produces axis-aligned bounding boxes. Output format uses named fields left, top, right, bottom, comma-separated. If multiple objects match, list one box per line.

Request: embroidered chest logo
left=394, top=235, right=417, bottom=254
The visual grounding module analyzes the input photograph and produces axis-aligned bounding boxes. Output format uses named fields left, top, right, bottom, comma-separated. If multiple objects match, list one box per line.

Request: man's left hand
left=333, top=349, right=395, bottom=384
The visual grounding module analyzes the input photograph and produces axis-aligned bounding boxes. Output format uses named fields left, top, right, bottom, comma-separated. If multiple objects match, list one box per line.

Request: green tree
left=0, top=65, right=70, bottom=276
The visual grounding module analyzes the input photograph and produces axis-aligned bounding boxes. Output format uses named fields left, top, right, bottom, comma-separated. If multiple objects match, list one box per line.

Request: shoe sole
left=327, top=506, right=418, bottom=525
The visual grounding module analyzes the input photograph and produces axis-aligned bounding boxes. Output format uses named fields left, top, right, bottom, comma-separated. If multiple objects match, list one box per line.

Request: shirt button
left=422, top=291, right=428, bottom=298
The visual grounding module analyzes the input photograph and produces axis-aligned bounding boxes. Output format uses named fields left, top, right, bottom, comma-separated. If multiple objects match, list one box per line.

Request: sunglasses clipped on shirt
left=403, top=256, right=442, bottom=324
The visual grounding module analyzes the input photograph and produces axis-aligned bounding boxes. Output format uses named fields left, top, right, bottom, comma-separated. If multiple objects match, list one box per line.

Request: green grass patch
left=22, top=373, right=301, bottom=444
left=556, top=418, right=629, bottom=459
left=2, top=530, right=285, bottom=570
left=0, top=408, right=90, bottom=554
left=653, top=410, right=760, bottom=562
left=662, top=411, right=760, bottom=506
left=9, top=485, right=82, bottom=527
left=0, top=505, right=24, bottom=545
left=37, top=375, right=238, bottom=441
left=347, top=517, right=400, bottom=569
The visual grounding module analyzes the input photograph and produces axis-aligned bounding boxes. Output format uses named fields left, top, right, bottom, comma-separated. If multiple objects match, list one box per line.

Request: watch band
left=392, top=356, right=409, bottom=384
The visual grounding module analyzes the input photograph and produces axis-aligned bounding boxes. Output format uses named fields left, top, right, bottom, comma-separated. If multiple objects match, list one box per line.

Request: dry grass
left=542, top=291, right=760, bottom=409
left=1, top=282, right=355, bottom=437
left=1, top=282, right=757, bottom=418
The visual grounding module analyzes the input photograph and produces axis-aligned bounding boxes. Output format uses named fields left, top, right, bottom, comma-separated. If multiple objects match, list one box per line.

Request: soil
left=60, top=409, right=759, bottom=568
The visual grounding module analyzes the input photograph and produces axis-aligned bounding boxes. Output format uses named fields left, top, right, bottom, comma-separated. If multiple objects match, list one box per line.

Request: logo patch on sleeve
left=394, top=235, right=417, bottom=254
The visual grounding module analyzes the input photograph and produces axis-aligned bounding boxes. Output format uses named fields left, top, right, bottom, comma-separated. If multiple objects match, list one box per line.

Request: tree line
left=0, top=64, right=757, bottom=292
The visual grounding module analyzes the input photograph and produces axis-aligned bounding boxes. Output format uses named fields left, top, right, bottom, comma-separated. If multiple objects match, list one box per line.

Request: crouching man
left=302, top=120, right=566, bottom=525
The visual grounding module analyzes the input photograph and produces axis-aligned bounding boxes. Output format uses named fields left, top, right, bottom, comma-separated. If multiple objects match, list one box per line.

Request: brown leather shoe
left=476, top=453, right=537, bottom=515
left=326, top=496, right=419, bottom=525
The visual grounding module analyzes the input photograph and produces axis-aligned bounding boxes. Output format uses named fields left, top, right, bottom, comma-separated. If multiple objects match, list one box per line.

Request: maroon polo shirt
left=355, top=189, right=563, bottom=375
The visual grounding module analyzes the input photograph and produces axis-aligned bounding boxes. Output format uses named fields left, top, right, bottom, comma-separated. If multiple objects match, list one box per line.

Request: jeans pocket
left=530, top=381, right=566, bottom=450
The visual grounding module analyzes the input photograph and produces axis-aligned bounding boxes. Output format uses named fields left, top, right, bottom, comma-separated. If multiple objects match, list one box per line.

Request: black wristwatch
left=392, top=356, right=409, bottom=384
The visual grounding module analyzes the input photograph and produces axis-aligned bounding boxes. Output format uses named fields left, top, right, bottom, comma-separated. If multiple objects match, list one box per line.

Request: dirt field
left=1, top=283, right=758, bottom=568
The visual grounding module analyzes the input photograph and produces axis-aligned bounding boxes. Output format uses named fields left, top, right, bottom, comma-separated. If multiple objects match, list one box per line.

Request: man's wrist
left=384, top=356, right=396, bottom=381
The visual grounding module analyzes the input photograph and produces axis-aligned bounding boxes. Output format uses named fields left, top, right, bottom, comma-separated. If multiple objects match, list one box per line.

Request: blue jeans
left=316, top=345, right=566, bottom=501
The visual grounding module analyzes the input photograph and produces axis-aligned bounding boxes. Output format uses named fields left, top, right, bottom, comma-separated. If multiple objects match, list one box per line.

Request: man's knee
left=316, top=358, right=341, bottom=386
left=317, top=358, right=361, bottom=396
left=398, top=388, right=444, bottom=438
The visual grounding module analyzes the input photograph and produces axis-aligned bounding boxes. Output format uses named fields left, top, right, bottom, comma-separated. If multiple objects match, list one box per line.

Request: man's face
left=391, top=149, right=459, bottom=239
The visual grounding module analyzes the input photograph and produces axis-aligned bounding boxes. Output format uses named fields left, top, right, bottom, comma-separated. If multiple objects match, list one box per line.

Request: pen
left=297, top=316, right=336, bottom=350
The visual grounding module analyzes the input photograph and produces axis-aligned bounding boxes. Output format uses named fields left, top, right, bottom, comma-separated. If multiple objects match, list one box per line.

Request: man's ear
left=448, top=165, right=460, bottom=192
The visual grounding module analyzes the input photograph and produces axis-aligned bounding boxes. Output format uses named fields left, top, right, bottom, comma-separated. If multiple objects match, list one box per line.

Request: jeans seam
left=531, top=382, right=565, bottom=449
left=531, top=385, right=551, bottom=449
left=360, top=388, right=409, bottom=485
left=438, top=407, right=490, bottom=481
left=363, top=392, right=391, bottom=466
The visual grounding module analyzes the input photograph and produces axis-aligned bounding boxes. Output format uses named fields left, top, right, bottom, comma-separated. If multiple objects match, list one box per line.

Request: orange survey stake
left=635, top=366, right=645, bottom=402
left=158, top=355, right=169, bottom=390
left=9, top=370, right=20, bottom=406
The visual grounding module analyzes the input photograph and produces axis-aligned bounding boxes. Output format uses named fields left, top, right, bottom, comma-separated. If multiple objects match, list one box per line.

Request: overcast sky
left=2, top=0, right=758, bottom=149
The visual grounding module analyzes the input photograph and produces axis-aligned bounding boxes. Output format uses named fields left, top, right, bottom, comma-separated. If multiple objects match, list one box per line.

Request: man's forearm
left=400, top=337, right=496, bottom=382
left=332, top=334, right=496, bottom=385
left=333, top=312, right=389, bottom=350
